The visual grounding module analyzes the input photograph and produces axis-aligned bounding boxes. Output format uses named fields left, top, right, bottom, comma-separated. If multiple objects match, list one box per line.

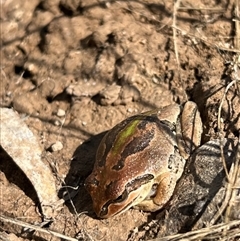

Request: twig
left=217, top=80, right=236, bottom=182
left=0, top=214, right=78, bottom=241
left=150, top=219, right=240, bottom=241
left=225, top=132, right=240, bottom=222
left=178, top=7, right=224, bottom=12
left=234, top=0, right=240, bottom=49
left=172, top=0, right=181, bottom=79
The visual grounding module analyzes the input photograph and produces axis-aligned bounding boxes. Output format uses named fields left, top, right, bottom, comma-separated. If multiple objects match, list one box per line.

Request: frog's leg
left=134, top=172, right=177, bottom=212
left=176, top=101, right=203, bottom=159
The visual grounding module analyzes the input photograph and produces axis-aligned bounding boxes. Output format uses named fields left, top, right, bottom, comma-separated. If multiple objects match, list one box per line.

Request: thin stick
left=234, top=0, right=240, bottom=49
left=217, top=80, right=236, bottom=181
left=225, top=132, right=240, bottom=223
left=178, top=7, right=224, bottom=11
left=172, top=0, right=181, bottom=78
left=149, top=219, right=240, bottom=241
left=0, top=214, right=78, bottom=241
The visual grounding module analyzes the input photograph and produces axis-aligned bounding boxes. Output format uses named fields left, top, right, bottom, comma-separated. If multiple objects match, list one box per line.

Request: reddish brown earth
left=1, top=0, right=240, bottom=240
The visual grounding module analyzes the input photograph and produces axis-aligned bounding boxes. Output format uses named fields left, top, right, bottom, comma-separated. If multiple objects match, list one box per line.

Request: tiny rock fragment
left=50, top=141, right=63, bottom=152
left=56, top=108, right=65, bottom=117
left=127, top=108, right=133, bottom=113
left=53, top=119, right=62, bottom=126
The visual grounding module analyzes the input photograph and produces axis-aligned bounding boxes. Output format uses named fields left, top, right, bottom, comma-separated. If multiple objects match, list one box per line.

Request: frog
left=84, top=101, right=203, bottom=218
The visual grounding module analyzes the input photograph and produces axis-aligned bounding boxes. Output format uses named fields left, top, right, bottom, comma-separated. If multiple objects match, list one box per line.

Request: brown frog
left=85, top=101, right=203, bottom=218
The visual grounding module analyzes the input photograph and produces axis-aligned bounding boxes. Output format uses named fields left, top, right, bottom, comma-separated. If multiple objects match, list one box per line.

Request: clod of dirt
left=116, top=84, right=141, bottom=105
left=13, top=91, right=51, bottom=116
left=193, top=77, right=240, bottom=135
left=99, top=84, right=121, bottom=105
left=27, top=10, right=55, bottom=33
left=1, top=0, right=40, bottom=33
left=63, top=50, right=82, bottom=74
left=66, top=80, right=105, bottom=98
left=0, top=232, right=24, bottom=241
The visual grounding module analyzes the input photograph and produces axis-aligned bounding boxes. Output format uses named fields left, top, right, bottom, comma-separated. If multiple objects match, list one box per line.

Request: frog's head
left=85, top=166, right=154, bottom=218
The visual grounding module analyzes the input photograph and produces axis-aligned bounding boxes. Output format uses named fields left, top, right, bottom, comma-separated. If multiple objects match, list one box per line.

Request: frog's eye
left=100, top=205, right=108, bottom=217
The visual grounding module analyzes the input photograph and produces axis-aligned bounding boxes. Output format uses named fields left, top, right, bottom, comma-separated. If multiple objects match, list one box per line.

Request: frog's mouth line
left=114, top=196, right=139, bottom=216
left=100, top=192, right=140, bottom=218
left=99, top=189, right=135, bottom=217
left=100, top=174, right=154, bottom=218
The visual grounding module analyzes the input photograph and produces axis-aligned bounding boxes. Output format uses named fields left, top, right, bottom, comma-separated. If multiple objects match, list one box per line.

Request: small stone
left=57, top=108, right=65, bottom=117
left=50, top=141, right=63, bottom=152
left=127, top=108, right=133, bottom=113
left=53, top=119, right=62, bottom=126
left=24, top=62, right=39, bottom=75
left=152, top=76, right=160, bottom=84
left=105, top=2, right=111, bottom=8
left=6, top=91, right=12, bottom=97
left=140, top=39, right=146, bottom=45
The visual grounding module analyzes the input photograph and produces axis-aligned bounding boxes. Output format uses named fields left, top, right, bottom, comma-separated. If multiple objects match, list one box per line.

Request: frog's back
left=99, top=113, right=178, bottom=180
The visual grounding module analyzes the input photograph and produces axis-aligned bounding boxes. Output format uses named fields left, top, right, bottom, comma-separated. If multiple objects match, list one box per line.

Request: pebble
left=57, top=108, right=65, bottom=117
left=53, top=119, right=62, bottom=126
left=50, top=141, right=63, bottom=152
left=127, top=108, right=133, bottom=113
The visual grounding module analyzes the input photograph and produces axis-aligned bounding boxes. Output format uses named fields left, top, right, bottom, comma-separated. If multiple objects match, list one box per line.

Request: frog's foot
left=134, top=172, right=177, bottom=212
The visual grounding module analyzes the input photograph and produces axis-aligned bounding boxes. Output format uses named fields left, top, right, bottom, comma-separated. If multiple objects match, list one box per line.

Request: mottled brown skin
left=85, top=102, right=202, bottom=218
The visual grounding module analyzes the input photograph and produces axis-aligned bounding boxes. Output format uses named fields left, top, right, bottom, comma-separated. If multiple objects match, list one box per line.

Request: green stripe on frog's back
left=111, top=118, right=141, bottom=156
left=110, top=115, right=157, bottom=171
left=97, top=115, right=144, bottom=168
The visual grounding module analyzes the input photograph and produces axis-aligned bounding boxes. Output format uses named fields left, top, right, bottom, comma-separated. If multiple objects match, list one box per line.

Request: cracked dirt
left=1, top=0, right=240, bottom=240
